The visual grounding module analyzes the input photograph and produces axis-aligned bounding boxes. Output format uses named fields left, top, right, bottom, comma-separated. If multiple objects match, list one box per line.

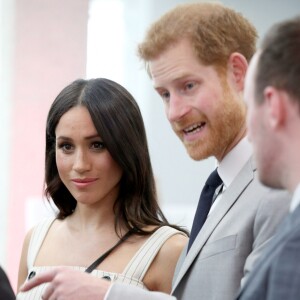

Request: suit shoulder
left=247, top=169, right=291, bottom=205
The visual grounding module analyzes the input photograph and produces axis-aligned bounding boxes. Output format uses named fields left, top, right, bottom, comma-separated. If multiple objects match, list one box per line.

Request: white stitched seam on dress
left=121, top=227, right=168, bottom=278
left=122, top=227, right=180, bottom=281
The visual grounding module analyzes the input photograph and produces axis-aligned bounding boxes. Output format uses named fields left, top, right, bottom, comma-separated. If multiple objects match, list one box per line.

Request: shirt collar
left=290, top=183, right=300, bottom=212
left=217, top=137, right=253, bottom=188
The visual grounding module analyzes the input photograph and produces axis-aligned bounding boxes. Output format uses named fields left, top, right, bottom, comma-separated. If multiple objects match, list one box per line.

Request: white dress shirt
left=290, top=183, right=300, bottom=213
left=209, top=137, right=253, bottom=214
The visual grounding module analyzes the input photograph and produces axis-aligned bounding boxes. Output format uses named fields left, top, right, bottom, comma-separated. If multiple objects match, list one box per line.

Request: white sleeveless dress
left=17, top=217, right=184, bottom=300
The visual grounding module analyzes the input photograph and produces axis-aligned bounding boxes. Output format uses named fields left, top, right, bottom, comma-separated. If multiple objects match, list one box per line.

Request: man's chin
left=259, top=173, right=283, bottom=190
left=185, top=147, right=211, bottom=161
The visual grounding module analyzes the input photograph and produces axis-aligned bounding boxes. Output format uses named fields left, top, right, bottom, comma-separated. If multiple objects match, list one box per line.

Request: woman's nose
left=73, top=151, right=91, bottom=173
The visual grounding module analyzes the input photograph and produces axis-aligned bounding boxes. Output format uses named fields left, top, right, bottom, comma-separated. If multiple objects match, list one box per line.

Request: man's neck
left=216, top=125, right=247, bottom=162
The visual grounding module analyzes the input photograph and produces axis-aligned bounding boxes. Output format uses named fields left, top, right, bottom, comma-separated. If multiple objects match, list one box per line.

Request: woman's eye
left=92, top=141, right=105, bottom=150
left=58, top=143, right=73, bottom=153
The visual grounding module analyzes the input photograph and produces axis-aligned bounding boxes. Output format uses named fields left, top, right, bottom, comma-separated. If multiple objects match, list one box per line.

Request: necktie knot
left=206, top=169, right=222, bottom=188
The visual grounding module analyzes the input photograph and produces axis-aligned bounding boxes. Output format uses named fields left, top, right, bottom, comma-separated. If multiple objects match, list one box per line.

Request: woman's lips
left=71, top=178, right=98, bottom=188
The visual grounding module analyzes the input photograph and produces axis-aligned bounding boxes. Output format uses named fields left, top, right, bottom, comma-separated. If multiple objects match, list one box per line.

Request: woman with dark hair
left=17, top=78, right=187, bottom=299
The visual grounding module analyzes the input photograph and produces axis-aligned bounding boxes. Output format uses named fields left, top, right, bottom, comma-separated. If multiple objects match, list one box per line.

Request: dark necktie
left=187, top=168, right=223, bottom=252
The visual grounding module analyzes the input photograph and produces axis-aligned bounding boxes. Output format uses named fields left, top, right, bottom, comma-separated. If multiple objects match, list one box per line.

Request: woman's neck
left=67, top=203, right=116, bottom=232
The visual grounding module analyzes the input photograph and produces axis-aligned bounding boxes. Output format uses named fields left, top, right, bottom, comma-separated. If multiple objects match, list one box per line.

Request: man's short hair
left=138, top=2, right=257, bottom=71
left=255, top=16, right=300, bottom=105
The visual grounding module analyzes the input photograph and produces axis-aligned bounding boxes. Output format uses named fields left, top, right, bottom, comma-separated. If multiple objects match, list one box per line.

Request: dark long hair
left=45, top=78, right=187, bottom=236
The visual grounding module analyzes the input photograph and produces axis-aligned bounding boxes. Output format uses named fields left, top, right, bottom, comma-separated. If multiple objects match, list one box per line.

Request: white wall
left=0, top=0, right=14, bottom=266
left=222, top=0, right=300, bottom=39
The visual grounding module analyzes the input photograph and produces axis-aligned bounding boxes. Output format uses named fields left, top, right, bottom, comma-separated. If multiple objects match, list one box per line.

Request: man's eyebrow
left=153, top=73, right=192, bottom=89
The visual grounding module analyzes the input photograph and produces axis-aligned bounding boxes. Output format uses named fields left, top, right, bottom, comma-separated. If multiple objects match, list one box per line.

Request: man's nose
left=166, top=94, right=190, bottom=122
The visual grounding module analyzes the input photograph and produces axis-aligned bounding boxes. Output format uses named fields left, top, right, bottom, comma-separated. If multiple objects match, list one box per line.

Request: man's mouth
left=183, top=122, right=206, bottom=134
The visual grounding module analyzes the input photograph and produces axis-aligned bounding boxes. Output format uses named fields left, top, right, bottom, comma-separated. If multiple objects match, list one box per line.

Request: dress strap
left=27, top=217, right=56, bottom=270
left=85, top=229, right=134, bottom=273
left=122, top=226, right=184, bottom=281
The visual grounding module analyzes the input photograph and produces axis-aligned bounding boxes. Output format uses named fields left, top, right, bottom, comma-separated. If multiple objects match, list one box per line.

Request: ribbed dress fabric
left=17, top=217, right=183, bottom=299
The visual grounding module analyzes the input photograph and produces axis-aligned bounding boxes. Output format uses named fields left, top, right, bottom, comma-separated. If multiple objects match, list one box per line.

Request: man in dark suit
left=0, top=266, right=15, bottom=300
left=238, top=16, right=300, bottom=299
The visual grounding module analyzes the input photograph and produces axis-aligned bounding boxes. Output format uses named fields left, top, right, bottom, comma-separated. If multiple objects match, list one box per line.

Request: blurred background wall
left=0, top=0, right=299, bottom=291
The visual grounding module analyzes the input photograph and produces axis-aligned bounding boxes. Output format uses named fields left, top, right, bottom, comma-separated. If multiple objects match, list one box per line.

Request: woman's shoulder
left=30, top=216, right=57, bottom=238
left=139, top=225, right=188, bottom=266
left=150, top=226, right=188, bottom=274
left=141, top=226, right=188, bottom=292
left=140, top=225, right=188, bottom=249
left=157, top=227, right=188, bottom=254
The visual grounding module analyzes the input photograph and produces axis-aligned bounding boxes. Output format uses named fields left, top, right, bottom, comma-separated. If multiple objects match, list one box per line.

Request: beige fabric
left=17, top=217, right=184, bottom=300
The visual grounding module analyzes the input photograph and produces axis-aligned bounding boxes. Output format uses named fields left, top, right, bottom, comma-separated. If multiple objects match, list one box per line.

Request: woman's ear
left=227, top=52, right=248, bottom=92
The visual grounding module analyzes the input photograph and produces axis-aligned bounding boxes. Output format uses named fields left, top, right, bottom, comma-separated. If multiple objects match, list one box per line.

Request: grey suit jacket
left=107, top=158, right=290, bottom=300
left=237, top=202, right=300, bottom=300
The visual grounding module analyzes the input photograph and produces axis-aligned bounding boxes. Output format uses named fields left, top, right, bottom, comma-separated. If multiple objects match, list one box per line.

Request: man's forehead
left=148, top=39, right=198, bottom=79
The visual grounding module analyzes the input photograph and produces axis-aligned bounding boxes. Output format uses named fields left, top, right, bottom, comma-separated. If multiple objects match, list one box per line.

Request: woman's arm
left=144, top=233, right=188, bottom=293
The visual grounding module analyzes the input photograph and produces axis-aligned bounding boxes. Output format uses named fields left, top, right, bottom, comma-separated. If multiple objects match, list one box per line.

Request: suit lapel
left=237, top=206, right=300, bottom=298
left=172, top=158, right=255, bottom=292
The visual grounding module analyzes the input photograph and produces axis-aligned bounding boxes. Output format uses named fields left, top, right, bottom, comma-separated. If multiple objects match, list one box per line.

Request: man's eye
left=186, top=82, right=195, bottom=90
left=160, top=91, right=170, bottom=101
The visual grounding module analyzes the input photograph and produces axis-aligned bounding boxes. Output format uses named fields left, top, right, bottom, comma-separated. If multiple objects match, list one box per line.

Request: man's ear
left=264, top=86, right=286, bottom=129
left=227, top=52, right=248, bottom=92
